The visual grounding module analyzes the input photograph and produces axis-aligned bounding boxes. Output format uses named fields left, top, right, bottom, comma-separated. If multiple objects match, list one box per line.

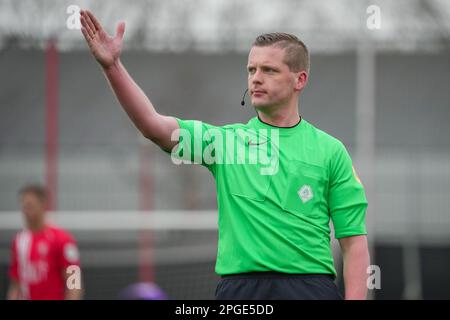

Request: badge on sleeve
left=64, top=243, right=79, bottom=263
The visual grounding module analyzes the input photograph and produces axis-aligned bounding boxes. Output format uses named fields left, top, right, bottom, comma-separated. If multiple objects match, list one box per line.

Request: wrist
left=102, top=59, right=121, bottom=75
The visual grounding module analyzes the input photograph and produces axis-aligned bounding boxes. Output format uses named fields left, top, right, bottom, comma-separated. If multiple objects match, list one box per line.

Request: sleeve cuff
left=334, top=227, right=367, bottom=239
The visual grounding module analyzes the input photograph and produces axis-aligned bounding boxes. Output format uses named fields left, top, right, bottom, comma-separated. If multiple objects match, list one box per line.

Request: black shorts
left=215, top=272, right=343, bottom=300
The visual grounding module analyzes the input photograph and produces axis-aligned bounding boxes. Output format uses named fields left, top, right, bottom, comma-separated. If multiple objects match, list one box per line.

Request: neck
left=27, top=219, right=46, bottom=232
left=257, top=106, right=300, bottom=127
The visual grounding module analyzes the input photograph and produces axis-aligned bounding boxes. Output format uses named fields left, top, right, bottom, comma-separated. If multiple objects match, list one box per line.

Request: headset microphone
left=240, top=89, right=249, bottom=106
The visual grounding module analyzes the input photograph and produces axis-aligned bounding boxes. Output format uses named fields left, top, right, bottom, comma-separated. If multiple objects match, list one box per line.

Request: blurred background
left=0, top=0, right=449, bottom=299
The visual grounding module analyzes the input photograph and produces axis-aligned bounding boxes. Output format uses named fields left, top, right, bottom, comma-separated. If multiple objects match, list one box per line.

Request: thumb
left=115, top=21, right=126, bottom=40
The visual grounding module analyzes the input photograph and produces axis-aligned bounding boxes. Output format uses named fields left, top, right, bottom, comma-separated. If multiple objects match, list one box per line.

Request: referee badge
left=298, top=185, right=313, bottom=203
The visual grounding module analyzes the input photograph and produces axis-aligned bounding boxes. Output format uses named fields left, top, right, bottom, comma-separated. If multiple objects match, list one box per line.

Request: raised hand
left=79, top=10, right=125, bottom=69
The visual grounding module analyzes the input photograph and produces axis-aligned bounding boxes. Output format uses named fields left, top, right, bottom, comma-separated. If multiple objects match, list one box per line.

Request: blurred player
left=7, top=184, right=82, bottom=300
left=79, top=9, right=369, bottom=300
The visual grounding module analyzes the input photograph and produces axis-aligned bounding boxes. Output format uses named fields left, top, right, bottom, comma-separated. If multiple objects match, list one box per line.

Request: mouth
left=252, top=90, right=267, bottom=97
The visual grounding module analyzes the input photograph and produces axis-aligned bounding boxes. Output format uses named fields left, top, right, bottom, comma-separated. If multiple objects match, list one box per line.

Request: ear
left=294, top=71, right=308, bottom=91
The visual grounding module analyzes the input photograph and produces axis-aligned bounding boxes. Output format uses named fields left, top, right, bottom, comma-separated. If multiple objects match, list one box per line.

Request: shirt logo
left=298, top=185, right=313, bottom=203
left=248, top=139, right=268, bottom=146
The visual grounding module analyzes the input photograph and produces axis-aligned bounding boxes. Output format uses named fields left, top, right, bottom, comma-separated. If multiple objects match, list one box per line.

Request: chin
left=251, top=102, right=272, bottom=110
left=251, top=98, right=267, bottom=108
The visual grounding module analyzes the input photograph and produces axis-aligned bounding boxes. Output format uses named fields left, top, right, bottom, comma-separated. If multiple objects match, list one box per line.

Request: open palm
left=80, top=10, right=125, bottom=69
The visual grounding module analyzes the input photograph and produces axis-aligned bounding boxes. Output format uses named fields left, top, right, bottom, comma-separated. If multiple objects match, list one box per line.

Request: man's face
left=20, top=193, right=46, bottom=226
left=247, top=45, right=304, bottom=110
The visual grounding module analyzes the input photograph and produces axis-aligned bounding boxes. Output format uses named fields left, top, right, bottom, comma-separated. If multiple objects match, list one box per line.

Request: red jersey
left=9, top=224, right=80, bottom=300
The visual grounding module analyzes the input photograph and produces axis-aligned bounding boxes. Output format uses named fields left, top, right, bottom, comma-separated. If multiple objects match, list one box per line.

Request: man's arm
left=8, top=237, right=20, bottom=300
left=7, top=280, right=20, bottom=300
left=63, top=270, right=83, bottom=300
left=338, top=235, right=370, bottom=300
left=80, top=10, right=179, bottom=152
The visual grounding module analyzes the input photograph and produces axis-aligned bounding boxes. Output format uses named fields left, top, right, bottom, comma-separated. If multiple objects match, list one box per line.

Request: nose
left=250, top=69, right=263, bottom=85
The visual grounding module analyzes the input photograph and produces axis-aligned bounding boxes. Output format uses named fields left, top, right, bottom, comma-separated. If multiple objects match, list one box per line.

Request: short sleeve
left=328, top=141, right=368, bottom=239
left=8, top=237, right=18, bottom=281
left=58, top=232, right=80, bottom=269
left=167, top=118, right=224, bottom=175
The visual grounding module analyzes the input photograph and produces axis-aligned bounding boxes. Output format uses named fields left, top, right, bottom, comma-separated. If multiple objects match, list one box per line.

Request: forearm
left=63, top=269, right=83, bottom=300
left=341, top=237, right=370, bottom=300
left=103, top=59, right=160, bottom=139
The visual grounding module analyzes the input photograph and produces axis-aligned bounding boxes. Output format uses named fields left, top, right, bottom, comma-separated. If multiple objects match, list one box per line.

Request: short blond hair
left=253, top=32, right=310, bottom=74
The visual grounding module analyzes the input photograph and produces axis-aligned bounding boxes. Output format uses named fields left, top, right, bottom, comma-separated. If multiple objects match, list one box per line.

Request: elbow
left=141, top=130, right=164, bottom=147
left=141, top=130, right=154, bottom=141
left=141, top=128, right=158, bottom=142
left=340, top=235, right=369, bottom=256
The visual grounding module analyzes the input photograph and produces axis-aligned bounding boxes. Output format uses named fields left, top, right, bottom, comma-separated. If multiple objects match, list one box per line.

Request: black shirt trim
left=257, top=115, right=302, bottom=128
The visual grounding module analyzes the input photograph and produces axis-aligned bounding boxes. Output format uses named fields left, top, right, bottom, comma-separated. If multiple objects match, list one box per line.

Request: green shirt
left=168, top=116, right=367, bottom=276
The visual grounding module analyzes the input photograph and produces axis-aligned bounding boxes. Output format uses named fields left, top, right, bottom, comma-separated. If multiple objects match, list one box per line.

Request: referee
left=80, top=10, right=369, bottom=300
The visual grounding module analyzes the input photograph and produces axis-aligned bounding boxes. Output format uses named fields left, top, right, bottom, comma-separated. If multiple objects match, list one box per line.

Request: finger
left=83, top=11, right=97, bottom=35
left=86, top=10, right=103, bottom=32
left=115, top=21, right=126, bottom=40
left=79, top=12, right=90, bottom=30
left=81, top=27, right=92, bottom=45
left=80, top=15, right=95, bottom=39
